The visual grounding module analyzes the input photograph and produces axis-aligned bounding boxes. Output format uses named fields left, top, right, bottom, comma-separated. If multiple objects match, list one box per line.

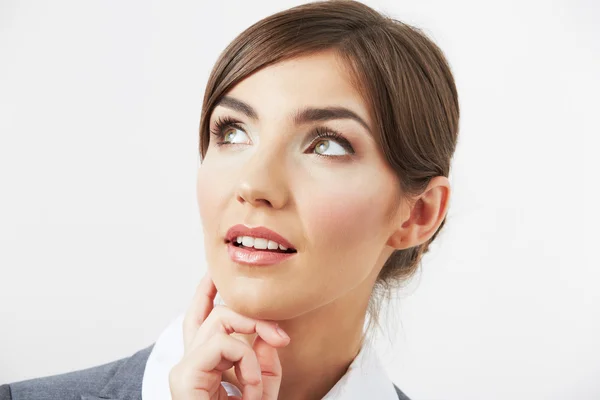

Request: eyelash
left=210, top=116, right=245, bottom=145
left=209, top=116, right=355, bottom=157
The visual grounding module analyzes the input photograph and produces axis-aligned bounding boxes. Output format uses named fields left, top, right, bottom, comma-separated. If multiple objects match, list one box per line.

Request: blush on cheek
left=302, top=189, right=388, bottom=247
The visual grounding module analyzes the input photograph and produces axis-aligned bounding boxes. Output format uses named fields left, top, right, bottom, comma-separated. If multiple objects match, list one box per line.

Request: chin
left=217, top=280, right=312, bottom=321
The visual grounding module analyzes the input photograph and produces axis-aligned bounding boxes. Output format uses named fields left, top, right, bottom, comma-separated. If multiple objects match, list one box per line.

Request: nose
left=235, top=147, right=289, bottom=209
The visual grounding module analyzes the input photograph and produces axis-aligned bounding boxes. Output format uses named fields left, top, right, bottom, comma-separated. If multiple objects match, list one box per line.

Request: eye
left=222, top=127, right=249, bottom=144
left=314, top=139, right=348, bottom=156
left=210, top=116, right=251, bottom=146
left=307, top=127, right=355, bottom=158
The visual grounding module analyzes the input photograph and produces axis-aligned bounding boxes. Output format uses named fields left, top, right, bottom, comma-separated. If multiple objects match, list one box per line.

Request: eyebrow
left=214, top=95, right=372, bottom=134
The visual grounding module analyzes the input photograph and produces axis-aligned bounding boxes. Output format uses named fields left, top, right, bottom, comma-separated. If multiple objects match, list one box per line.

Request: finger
left=192, top=306, right=290, bottom=350
left=182, top=272, right=218, bottom=353
left=176, top=333, right=263, bottom=400
left=252, top=336, right=283, bottom=400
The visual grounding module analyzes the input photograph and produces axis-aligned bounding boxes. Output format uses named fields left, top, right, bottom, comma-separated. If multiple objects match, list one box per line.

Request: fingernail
left=275, top=324, right=290, bottom=340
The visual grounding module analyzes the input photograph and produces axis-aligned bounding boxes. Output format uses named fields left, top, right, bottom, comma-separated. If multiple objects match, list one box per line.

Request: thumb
left=253, top=335, right=284, bottom=400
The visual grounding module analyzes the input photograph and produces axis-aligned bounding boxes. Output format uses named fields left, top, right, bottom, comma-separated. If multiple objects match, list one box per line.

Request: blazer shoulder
left=0, top=384, right=11, bottom=400
left=1, top=344, right=154, bottom=400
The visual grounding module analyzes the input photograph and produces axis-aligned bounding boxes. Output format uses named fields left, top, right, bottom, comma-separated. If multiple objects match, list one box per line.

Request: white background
left=1, top=0, right=599, bottom=399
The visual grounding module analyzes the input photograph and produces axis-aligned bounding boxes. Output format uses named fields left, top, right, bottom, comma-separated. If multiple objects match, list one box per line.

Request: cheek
left=290, top=178, right=394, bottom=305
left=298, top=179, right=393, bottom=254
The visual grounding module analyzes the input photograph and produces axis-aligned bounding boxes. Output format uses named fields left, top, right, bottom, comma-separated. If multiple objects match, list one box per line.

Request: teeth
left=253, top=238, right=268, bottom=249
left=234, top=236, right=290, bottom=251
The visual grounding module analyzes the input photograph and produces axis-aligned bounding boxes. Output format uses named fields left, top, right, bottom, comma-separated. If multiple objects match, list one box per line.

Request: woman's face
left=197, top=50, right=402, bottom=321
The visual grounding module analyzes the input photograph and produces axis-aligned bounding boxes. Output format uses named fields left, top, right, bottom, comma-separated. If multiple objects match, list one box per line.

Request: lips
left=224, top=224, right=298, bottom=266
left=225, top=224, right=296, bottom=251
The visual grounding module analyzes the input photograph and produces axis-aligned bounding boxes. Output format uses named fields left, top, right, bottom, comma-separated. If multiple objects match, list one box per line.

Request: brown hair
left=198, top=0, right=460, bottom=324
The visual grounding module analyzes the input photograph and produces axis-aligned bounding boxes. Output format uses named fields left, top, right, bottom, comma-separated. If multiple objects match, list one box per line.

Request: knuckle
left=210, top=332, right=248, bottom=356
left=206, top=305, right=231, bottom=325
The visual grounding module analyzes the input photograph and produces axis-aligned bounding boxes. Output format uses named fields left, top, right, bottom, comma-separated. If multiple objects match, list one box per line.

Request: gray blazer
left=1, top=344, right=411, bottom=399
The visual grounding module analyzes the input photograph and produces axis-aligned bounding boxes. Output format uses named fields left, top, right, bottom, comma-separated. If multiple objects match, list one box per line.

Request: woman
left=1, top=0, right=458, bottom=399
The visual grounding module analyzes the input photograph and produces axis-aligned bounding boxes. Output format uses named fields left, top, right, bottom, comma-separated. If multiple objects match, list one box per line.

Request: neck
left=224, top=284, right=372, bottom=400
left=276, top=294, right=368, bottom=400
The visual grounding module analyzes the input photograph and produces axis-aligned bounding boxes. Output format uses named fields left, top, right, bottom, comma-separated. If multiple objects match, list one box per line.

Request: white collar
left=142, top=313, right=398, bottom=399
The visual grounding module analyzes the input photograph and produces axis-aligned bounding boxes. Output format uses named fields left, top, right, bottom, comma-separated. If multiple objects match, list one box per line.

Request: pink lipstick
left=225, top=224, right=297, bottom=266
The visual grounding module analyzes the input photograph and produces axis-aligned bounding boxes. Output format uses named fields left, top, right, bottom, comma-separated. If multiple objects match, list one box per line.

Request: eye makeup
left=210, top=115, right=247, bottom=146
left=304, top=127, right=355, bottom=156
left=209, top=114, right=356, bottom=158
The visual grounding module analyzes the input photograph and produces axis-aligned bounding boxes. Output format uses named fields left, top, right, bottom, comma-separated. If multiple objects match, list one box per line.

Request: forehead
left=222, top=51, right=371, bottom=127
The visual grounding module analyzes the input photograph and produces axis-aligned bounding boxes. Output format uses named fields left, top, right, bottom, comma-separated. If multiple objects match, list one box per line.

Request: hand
left=169, top=272, right=291, bottom=399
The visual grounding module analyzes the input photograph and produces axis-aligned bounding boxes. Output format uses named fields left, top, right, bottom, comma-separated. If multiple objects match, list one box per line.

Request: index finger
left=182, top=271, right=218, bottom=353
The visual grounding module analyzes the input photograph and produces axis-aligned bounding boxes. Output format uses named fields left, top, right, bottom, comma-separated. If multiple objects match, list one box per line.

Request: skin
left=194, top=49, right=451, bottom=399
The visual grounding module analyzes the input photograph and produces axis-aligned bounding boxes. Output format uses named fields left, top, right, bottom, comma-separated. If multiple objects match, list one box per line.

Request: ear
left=386, top=176, right=451, bottom=250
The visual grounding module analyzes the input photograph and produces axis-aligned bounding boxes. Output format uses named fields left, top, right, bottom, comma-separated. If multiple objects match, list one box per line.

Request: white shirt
left=142, top=313, right=398, bottom=399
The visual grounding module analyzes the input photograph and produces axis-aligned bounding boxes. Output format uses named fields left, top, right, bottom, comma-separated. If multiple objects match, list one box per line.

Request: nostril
left=236, top=193, right=273, bottom=208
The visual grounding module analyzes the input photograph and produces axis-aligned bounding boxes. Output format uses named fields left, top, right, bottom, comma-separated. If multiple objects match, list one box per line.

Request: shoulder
left=0, top=344, right=154, bottom=400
